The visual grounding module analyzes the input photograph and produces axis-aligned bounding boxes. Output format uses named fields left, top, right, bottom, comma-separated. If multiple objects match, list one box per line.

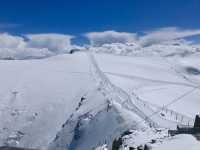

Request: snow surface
left=94, top=53, right=200, bottom=118
left=153, top=134, right=200, bottom=150
left=0, top=52, right=94, bottom=149
left=0, top=42, right=200, bottom=150
left=118, top=130, right=200, bottom=150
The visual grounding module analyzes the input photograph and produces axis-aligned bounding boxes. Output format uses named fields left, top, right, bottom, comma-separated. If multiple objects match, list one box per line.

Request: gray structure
left=169, top=115, right=200, bottom=140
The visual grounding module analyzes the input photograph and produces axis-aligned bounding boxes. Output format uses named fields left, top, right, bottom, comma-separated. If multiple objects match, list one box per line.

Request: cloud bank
left=85, top=28, right=200, bottom=47
left=0, top=27, right=200, bottom=59
left=0, top=33, right=25, bottom=48
left=0, top=33, right=74, bottom=59
left=26, top=34, right=74, bottom=53
left=85, top=30, right=137, bottom=46
left=139, top=27, right=200, bottom=46
left=85, top=28, right=200, bottom=57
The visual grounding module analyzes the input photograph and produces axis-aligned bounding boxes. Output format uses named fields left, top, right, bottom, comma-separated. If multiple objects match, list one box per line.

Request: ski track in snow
left=104, top=72, right=197, bottom=88
left=88, top=53, right=158, bottom=126
left=88, top=53, right=193, bottom=129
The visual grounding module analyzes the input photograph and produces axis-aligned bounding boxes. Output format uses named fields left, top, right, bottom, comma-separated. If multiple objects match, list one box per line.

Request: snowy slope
left=0, top=51, right=149, bottom=150
left=0, top=45, right=200, bottom=150
left=94, top=53, right=200, bottom=119
left=0, top=52, right=95, bottom=149
left=48, top=53, right=150, bottom=150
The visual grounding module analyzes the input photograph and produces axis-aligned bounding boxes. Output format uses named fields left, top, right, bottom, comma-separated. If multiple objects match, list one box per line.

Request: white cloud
left=140, top=27, right=200, bottom=46
left=85, top=30, right=137, bottom=46
left=0, top=27, right=200, bottom=59
left=0, top=33, right=75, bottom=59
left=85, top=28, right=200, bottom=47
left=0, top=33, right=26, bottom=48
left=26, top=33, right=74, bottom=52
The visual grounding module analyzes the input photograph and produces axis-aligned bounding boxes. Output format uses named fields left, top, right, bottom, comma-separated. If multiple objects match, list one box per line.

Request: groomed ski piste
left=0, top=47, right=200, bottom=150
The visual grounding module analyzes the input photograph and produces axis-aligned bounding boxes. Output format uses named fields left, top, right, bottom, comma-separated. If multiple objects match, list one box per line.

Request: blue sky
left=0, top=0, right=200, bottom=35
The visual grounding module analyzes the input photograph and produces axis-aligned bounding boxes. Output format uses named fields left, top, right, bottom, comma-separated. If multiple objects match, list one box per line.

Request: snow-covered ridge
left=89, top=41, right=200, bottom=57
